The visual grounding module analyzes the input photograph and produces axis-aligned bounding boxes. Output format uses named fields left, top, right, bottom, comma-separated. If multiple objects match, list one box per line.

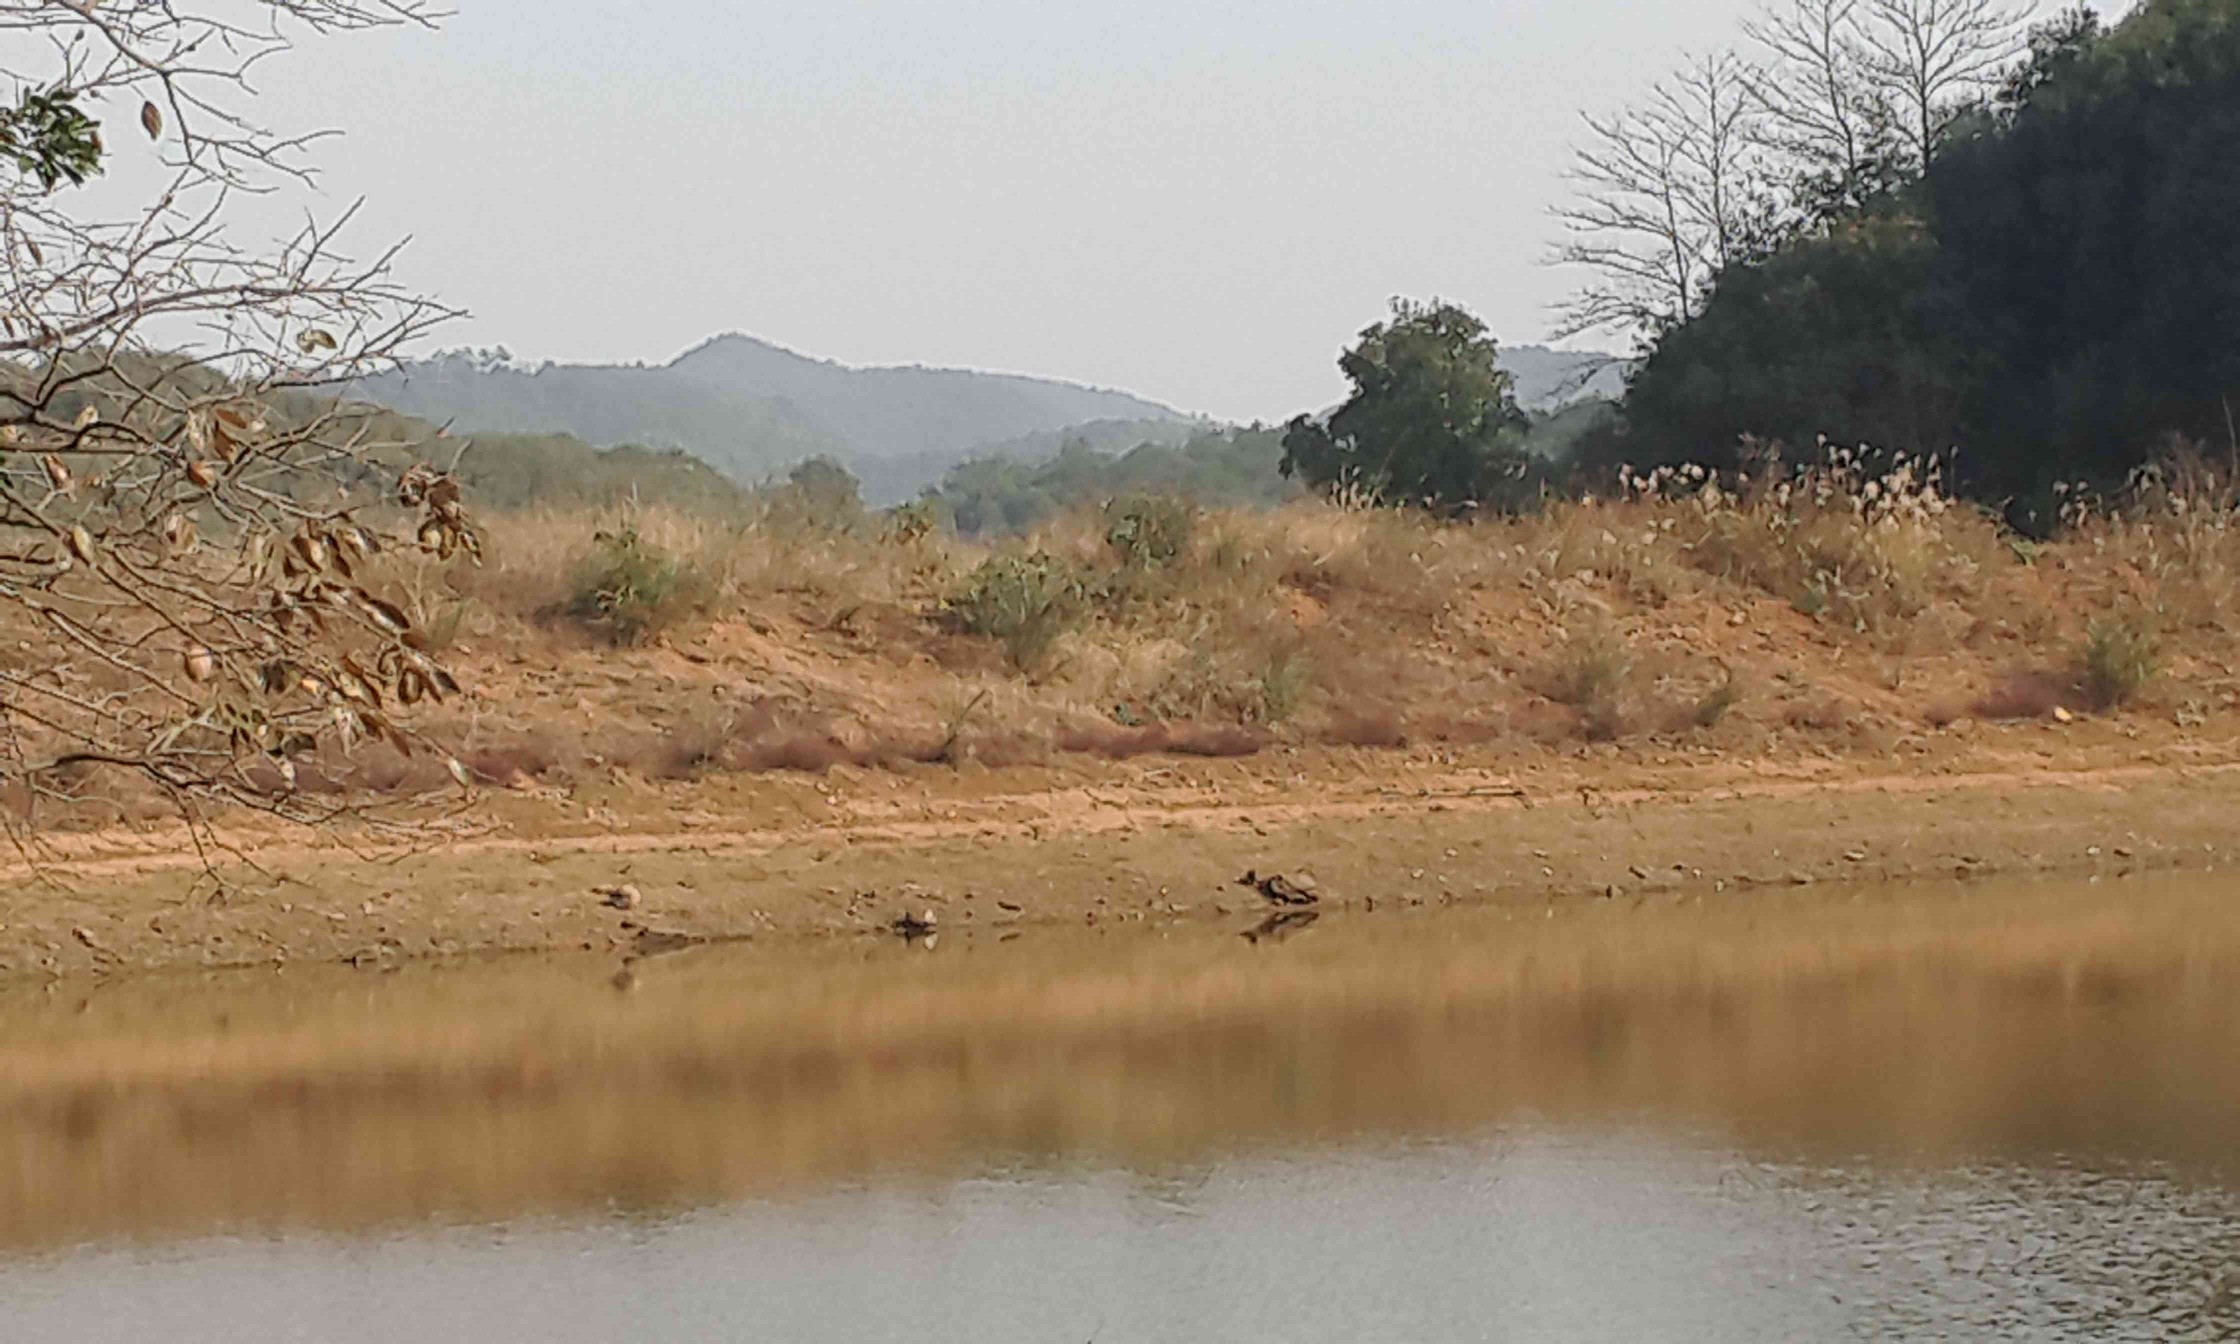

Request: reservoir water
left=2, top=873, right=2236, bottom=1340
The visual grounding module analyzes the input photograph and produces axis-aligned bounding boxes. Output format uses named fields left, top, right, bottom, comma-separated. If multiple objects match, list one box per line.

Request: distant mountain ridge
left=353, top=333, right=1196, bottom=498
left=664, top=334, right=1191, bottom=459
left=352, top=333, right=1623, bottom=503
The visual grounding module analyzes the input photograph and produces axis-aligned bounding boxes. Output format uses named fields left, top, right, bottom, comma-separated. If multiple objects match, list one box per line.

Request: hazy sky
left=247, top=0, right=2130, bottom=422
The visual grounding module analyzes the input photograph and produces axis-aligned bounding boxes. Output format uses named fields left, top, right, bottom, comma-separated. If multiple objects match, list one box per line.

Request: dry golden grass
left=1539, top=620, right=1635, bottom=740
left=341, top=455, right=2240, bottom=769
left=18, top=450, right=2239, bottom=830
left=2061, top=454, right=2240, bottom=632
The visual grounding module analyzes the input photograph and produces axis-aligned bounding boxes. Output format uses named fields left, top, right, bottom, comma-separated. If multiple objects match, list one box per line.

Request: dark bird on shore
left=1237, top=870, right=1320, bottom=907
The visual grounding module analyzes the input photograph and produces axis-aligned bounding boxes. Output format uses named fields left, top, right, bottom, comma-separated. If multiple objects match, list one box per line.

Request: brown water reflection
left=1, top=873, right=2238, bottom=1252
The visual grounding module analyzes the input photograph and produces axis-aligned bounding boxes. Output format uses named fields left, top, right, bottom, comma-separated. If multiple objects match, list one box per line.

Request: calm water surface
left=2, top=873, right=2238, bottom=1340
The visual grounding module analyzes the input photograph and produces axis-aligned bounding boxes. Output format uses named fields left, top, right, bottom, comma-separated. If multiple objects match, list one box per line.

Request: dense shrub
left=1104, top=495, right=1196, bottom=570
left=948, top=551, right=1087, bottom=671
left=558, top=524, right=709, bottom=645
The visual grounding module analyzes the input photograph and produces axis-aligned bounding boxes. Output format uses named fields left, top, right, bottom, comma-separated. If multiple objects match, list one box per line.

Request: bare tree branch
left=1549, top=50, right=1772, bottom=341
left=0, top=1, right=475, bottom=847
left=1745, top=0, right=1912, bottom=224
left=1857, top=0, right=2035, bottom=169
left=1548, top=1, right=2050, bottom=339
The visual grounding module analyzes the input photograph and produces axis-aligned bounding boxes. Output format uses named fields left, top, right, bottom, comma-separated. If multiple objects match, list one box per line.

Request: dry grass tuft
left=1540, top=622, right=1634, bottom=740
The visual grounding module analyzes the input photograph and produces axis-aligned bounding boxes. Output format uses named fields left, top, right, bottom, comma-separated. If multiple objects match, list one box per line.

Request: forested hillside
left=928, top=427, right=1298, bottom=535
left=353, top=336, right=1190, bottom=500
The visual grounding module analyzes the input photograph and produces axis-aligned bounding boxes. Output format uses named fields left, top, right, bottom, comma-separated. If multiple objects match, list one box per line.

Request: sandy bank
left=7, top=734, right=2238, bottom=980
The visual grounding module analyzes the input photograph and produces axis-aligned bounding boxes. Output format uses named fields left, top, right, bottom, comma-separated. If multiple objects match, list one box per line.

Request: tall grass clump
left=2059, top=450, right=2240, bottom=630
left=1254, top=643, right=1314, bottom=724
left=2079, top=610, right=2160, bottom=711
left=1541, top=622, right=1633, bottom=740
left=1516, top=498, right=1692, bottom=606
left=1629, top=447, right=1998, bottom=636
left=948, top=551, right=1086, bottom=672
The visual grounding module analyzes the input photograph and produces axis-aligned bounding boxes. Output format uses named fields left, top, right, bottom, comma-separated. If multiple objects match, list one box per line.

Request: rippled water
left=3, top=874, right=2239, bottom=1340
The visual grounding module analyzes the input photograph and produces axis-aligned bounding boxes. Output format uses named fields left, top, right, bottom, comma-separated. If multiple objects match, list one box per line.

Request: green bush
left=1104, top=495, right=1196, bottom=570
left=1256, top=645, right=1313, bottom=724
left=883, top=499, right=942, bottom=545
left=2079, top=612, right=2159, bottom=711
left=560, top=524, right=707, bottom=646
left=948, top=551, right=1086, bottom=672
left=771, top=456, right=867, bottom=533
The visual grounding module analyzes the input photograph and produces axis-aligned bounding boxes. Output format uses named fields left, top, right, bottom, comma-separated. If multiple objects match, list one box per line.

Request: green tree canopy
left=783, top=456, right=866, bottom=522
left=1931, top=0, right=2240, bottom=501
left=1597, top=214, right=1979, bottom=474
left=1280, top=299, right=1534, bottom=514
left=928, top=427, right=1295, bottom=537
left=1597, top=0, right=2240, bottom=522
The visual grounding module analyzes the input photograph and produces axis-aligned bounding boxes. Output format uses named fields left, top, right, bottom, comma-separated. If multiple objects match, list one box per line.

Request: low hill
left=353, top=337, right=1192, bottom=496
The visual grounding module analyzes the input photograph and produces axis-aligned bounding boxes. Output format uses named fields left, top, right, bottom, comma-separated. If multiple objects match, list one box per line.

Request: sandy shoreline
left=5, top=734, right=2237, bottom=981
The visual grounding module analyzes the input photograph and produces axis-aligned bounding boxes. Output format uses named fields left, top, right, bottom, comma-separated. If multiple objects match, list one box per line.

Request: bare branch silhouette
left=1857, top=0, right=2034, bottom=170
left=1550, top=50, right=1771, bottom=340
left=0, top=1, right=474, bottom=848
